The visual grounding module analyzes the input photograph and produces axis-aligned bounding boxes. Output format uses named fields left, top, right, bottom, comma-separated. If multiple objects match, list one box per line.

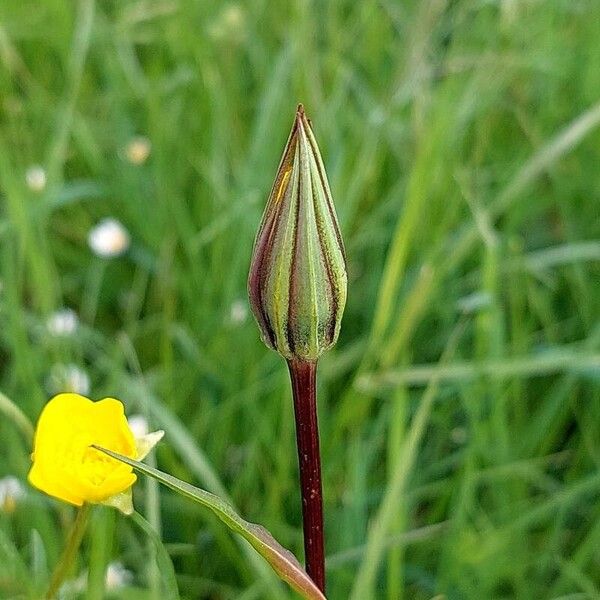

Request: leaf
left=93, top=445, right=326, bottom=600
left=131, top=511, right=180, bottom=600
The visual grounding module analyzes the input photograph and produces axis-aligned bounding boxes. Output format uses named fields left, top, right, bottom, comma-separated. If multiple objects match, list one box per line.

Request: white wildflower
left=229, top=299, right=248, bottom=325
left=451, top=427, right=468, bottom=445
left=125, top=136, right=151, bottom=165
left=26, top=165, right=47, bottom=192
left=209, top=4, right=246, bottom=42
left=456, top=291, right=492, bottom=314
left=47, top=364, right=90, bottom=396
left=105, top=562, right=133, bottom=590
left=0, top=476, right=25, bottom=513
left=127, top=414, right=149, bottom=438
left=88, top=218, right=130, bottom=258
left=47, top=308, right=79, bottom=336
left=222, top=4, right=244, bottom=29
left=59, top=562, right=132, bottom=597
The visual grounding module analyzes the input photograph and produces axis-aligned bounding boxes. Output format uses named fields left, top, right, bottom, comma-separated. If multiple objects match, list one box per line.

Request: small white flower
left=88, top=218, right=130, bottom=258
left=105, top=562, right=133, bottom=590
left=47, top=364, right=90, bottom=396
left=229, top=299, right=248, bottom=325
left=58, top=573, right=86, bottom=598
left=0, top=476, right=25, bottom=513
left=26, top=165, right=47, bottom=192
left=59, top=561, right=133, bottom=597
left=222, top=4, right=244, bottom=29
left=456, top=291, right=492, bottom=314
left=47, top=308, right=79, bottom=336
left=125, top=136, right=151, bottom=165
left=127, top=414, right=149, bottom=438
left=451, top=427, right=468, bottom=445
left=209, top=4, right=246, bottom=42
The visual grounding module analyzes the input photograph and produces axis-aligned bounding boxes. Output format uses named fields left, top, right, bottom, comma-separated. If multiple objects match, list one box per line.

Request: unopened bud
left=248, top=105, right=347, bottom=361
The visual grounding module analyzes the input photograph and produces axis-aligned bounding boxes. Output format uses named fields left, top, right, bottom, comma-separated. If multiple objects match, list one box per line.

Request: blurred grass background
left=1, top=0, right=600, bottom=598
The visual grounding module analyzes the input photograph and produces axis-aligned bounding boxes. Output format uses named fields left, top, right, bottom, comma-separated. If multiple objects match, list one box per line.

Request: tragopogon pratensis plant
left=22, top=105, right=340, bottom=600
left=248, top=104, right=347, bottom=592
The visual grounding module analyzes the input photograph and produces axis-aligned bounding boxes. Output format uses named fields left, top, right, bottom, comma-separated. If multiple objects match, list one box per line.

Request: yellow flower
left=28, top=393, right=163, bottom=514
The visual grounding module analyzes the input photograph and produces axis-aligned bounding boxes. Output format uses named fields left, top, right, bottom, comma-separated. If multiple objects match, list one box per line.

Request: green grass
left=1, top=0, right=600, bottom=598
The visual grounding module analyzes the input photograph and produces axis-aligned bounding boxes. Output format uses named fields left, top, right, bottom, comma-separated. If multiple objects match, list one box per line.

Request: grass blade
left=130, top=512, right=180, bottom=600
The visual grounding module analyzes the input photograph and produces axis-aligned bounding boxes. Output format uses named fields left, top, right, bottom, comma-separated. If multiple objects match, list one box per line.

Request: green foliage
left=97, top=446, right=325, bottom=600
left=1, top=0, right=599, bottom=598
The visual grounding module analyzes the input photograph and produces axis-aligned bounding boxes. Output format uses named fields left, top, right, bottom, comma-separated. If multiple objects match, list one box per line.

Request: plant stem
left=287, top=359, right=325, bottom=592
left=46, top=503, right=92, bottom=599
left=86, top=506, right=115, bottom=600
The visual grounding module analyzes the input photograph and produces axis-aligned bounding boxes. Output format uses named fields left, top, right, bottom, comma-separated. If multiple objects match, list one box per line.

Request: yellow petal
left=28, top=462, right=84, bottom=506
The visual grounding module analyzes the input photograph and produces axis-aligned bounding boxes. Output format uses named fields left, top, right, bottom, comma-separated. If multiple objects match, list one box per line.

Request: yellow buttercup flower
left=28, top=393, right=163, bottom=513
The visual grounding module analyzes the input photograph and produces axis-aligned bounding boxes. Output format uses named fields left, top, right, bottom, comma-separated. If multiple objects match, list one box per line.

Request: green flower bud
left=248, top=105, right=347, bottom=362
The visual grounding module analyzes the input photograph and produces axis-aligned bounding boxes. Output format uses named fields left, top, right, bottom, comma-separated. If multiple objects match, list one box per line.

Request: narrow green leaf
left=130, top=512, right=180, bottom=600
left=0, top=390, right=34, bottom=442
left=30, top=529, right=48, bottom=598
left=94, top=446, right=326, bottom=600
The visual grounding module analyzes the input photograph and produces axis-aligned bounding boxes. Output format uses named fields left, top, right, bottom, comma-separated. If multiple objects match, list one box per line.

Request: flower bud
left=248, top=105, right=347, bottom=361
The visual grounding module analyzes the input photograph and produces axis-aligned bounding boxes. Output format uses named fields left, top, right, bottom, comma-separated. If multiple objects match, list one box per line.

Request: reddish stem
left=287, top=359, right=325, bottom=592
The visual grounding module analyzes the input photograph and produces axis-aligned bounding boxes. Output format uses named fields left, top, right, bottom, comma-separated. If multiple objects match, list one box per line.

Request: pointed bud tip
left=295, top=104, right=314, bottom=135
left=295, top=104, right=307, bottom=129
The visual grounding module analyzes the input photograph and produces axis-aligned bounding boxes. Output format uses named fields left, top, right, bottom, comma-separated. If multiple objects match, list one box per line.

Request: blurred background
left=1, top=0, right=599, bottom=598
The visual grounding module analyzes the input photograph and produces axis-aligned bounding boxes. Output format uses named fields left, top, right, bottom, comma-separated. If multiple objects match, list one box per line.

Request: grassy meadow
left=1, top=0, right=600, bottom=598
